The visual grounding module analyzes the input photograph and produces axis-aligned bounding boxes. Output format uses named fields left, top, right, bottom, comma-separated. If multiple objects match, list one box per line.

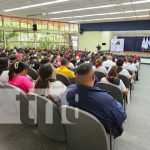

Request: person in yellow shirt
left=56, top=59, right=75, bottom=79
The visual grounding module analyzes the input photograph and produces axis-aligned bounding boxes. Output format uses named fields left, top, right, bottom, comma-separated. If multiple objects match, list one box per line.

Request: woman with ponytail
left=101, top=66, right=128, bottom=97
left=35, top=64, right=66, bottom=105
left=8, top=61, right=34, bottom=94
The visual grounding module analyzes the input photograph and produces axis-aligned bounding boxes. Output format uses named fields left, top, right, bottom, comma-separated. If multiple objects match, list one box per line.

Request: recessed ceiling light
left=50, top=9, right=150, bottom=20
left=48, top=4, right=116, bottom=14
left=122, top=0, right=150, bottom=5
left=4, top=0, right=69, bottom=12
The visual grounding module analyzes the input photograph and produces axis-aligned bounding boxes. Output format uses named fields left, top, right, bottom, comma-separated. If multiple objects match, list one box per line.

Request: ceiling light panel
left=3, top=0, right=69, bottom=12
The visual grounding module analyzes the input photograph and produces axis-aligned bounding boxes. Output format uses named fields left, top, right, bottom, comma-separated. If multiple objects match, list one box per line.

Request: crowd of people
left=0, top=47, right=140, bottom=138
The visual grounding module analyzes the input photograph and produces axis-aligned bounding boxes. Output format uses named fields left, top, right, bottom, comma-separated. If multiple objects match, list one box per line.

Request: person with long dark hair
left=116, top=58, right=131, bottom=79
left=0, top=57, right=9, bottom=83
left=8, top=61, right=34, bottom=93
left=35, top=64, right=66, bottom=105
left=101, top=66, right=128, bottom=97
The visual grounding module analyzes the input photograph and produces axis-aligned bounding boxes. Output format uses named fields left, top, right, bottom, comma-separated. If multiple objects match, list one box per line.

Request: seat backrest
left=95, top=82, right=123, bottom=105
left=118, top=75, right=130, bottom=89
left=4, top=84, right=36, bottom=125
left=94, top=71, right=106, bottom=81
left=28, top=67, right=38, bottom=80
left=37, top=95, right=66, bottom=142
left=56, top=74, right=71, bottom=87
left=60, top=105, right=111, bottom=150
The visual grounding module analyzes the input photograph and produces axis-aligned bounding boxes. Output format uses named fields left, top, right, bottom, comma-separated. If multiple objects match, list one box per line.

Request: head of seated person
left=40, top=57, right=51, bottom=66
left=128, top=57, right=133, bottom=64
left=61, top=58, right=68, bottom=67
left=95, top=58, right=103, bottom=68
left=76, top=63, right=95, bottom=87
left=35, top=63, right=66, bottom=104
left=116, top=58, right=124, bottom=73
left=0, top=57, right=8, bottom=74
left=106, top=66, right=120, bottom=85
left=8, top=61, right=33, bottom=93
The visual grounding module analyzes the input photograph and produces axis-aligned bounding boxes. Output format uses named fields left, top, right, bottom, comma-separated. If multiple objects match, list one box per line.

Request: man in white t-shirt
left=102, top=55, right=116, bottom=69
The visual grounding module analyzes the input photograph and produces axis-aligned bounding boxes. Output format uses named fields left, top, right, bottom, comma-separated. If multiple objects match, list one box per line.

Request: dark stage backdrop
left=118, top=37, right=144, bottom=52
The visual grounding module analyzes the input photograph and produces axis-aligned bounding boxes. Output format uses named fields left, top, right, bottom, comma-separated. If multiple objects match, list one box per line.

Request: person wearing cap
left=8, top=61, right=34, bottom=94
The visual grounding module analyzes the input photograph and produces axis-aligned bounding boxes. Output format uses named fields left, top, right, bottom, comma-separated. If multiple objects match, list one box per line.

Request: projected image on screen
left=111, top=39, right=124, bottom=52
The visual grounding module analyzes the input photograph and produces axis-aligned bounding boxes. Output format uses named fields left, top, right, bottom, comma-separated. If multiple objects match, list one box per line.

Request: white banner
left=111, top=39, right=124, bottom=52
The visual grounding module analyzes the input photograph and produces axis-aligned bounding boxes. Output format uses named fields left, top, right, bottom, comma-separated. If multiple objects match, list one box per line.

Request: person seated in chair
left=56, top=59, right=75, bottom=79
left=95, top=58, right=108, bottom=75
left=116, top=58, right=132, bottom=79
left=101, top=66, right=128, bottom=97
left=61, top=63, right=126, bottom=138
left=35, top=64, right=66, bottom=105
left=8, top=61, right=34, bottom=94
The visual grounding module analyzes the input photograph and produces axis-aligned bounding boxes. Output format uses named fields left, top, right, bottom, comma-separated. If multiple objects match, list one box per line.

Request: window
left=5, top=32, right=16, bottom=41
left=21, top=32, right=28, bottom=41
left=41, top=20, right=47, bottom=30
left=60, top=23, right=65, bottom=32
left=21, top=18, right=28, bottom=28
left=53, top=22, right=59, bottom=31
left=48, top=34, right=54, bottom=42
left=4, top=17, right=12, bottom=28
left=14, top=32, right=20, bottom=41
left=35, top=33, right=47, bottom=42
left=64, top=23, right=69, bottom=32
left=12, top=17, right=19, bottom=28
left=48, top=21, right=53, bottom=30
left=0, top=16, right=2, bottom=27
left=74, top=24, right=79, bottom=32
left=28, top=19, right=34, bottom=29
left=54, top=34, right=60, bottom=43
left=28, top=33, right=34, bottom=42
left=35, top=20, right=42, bottom=30
left=0, top=31, right=3, bottom=41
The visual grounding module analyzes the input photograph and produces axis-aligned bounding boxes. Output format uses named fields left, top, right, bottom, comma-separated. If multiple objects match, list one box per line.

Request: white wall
left=79, top=31, right=112, bottom=52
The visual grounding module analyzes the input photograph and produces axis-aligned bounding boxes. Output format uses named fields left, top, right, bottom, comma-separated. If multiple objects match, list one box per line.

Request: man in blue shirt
left=61, top=63, right=127, bottom=138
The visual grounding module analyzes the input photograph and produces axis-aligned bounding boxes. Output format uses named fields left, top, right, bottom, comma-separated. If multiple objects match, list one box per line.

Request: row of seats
left=0, top=81, right=115, bottom=150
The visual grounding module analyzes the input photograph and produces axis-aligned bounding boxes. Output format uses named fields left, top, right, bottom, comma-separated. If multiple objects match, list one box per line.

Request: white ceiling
left=0, top=0, right=150, bottom=23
